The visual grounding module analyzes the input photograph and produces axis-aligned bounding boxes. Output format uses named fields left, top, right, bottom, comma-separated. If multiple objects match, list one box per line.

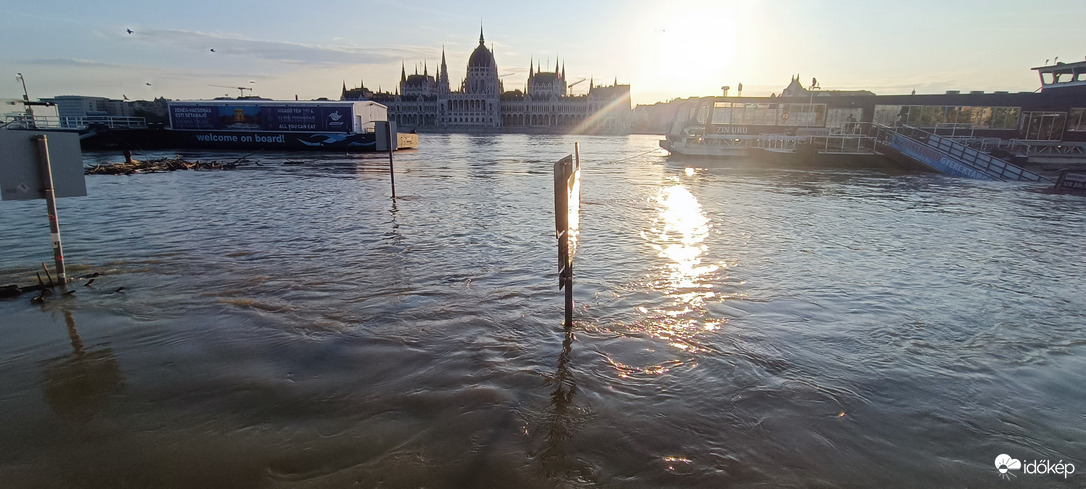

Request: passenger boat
left=660, top=61, right=1086, bottom=164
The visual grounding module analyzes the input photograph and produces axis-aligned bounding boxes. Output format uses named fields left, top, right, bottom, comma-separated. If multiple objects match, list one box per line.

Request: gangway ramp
left=878, top=126, right=1047, bottom=182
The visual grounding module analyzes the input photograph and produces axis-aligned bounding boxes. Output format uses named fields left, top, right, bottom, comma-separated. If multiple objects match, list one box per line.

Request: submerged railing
left=876, top=124, right=1047, bottom=181
left=926, top=133, right=1045, bottom=181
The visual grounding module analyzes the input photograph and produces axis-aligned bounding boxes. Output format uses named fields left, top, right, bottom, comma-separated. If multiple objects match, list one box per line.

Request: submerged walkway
left=876, top=125, right=1047, bottom=182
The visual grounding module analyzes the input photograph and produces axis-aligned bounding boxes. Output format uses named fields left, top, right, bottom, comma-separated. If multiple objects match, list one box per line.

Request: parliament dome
left=467, top=28, right=495, bottom=68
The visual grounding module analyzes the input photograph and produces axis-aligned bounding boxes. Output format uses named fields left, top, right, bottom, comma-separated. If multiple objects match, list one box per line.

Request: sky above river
left=1, top=0, right=1082, bottom=105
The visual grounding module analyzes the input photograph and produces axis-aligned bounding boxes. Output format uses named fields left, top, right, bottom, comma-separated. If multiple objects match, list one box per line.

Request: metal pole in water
left=563, top=143, right=581, bottom=328
left=554, top=143, right=580, bottom=329
left=34, top=134, right=66, bottom=285
left=387, top=122, right=396, bottom=199
left=565, top=143, right=579, bottom=327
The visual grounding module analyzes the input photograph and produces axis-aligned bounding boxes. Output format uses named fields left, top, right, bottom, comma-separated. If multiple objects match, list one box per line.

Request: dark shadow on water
left=41, top=310, right=123, bottom=424
left=536, top=327, right=595, bottom=483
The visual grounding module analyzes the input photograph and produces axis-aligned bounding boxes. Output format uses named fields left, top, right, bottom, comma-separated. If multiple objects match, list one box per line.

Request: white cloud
left=130, top=28, right=407, bottom=66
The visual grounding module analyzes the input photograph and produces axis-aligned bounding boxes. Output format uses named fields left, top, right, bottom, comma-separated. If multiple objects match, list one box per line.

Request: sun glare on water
left=624, top=183, right=728, bottom=358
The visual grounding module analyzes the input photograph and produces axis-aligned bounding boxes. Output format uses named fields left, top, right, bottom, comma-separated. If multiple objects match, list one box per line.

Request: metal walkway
left=875, top=125, right=1047, bottom=182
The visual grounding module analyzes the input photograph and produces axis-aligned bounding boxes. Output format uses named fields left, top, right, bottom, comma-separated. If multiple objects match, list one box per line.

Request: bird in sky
left=145, top=82, right=151, bottom=86
left=210, top=48, right=216, bottom=52
left=126, top=28, right=133, bottom=34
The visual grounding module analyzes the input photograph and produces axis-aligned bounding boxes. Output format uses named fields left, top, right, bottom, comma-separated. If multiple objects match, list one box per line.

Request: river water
left=1, top=134, right=1083, bottom=488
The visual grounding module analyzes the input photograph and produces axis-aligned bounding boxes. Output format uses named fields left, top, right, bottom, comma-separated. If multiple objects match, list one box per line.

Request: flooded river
left=1, top=134, right=1083, bottom=487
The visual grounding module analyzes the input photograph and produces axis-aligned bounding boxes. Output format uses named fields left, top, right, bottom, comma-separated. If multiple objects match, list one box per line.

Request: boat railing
left=1001, top=139, right=1086, bottom=158
left=806, top=122, right=880, bottom=154
left=877, top=124, right=1046, bottom=181
left=926, top=133, right=1045, bottom=181
left=754, top=134, right=808, bottom=152
left=932, top=123, right=976, bottom=138
left=1, top=114, right=147, bottom=130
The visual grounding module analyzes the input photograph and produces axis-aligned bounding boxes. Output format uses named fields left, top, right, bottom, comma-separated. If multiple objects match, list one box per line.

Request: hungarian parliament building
left=341, top=29, right=631, bottom=133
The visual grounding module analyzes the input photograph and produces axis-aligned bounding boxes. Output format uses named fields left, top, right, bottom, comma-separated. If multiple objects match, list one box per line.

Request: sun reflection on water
left=631, top=184, right=727, bottom=353
left=653, top=185, right=719, bottom=304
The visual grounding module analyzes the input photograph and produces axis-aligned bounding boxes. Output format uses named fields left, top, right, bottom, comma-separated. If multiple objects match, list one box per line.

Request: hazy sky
left=1, top=0, right=1081, bottom=106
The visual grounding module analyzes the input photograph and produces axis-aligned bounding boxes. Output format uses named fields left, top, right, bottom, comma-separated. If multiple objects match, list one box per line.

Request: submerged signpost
left=376, top=120, right=397, bottom=198
left=554, top=143, right=581, bottom=328
left=0, top=130, right=86, bottom=285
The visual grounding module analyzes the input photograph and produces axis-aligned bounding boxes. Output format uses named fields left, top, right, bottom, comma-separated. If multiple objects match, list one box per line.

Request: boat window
left=873, top=105, right=904, bottom=126
left=711, top=106, right=732, bottom=125
left=991, top=107, right=1020, bottom=129
left=1068, top=108, right=1086, bottom=132
left=1022, top=111, right=1067, bottom=140
left=779, top=103, right=826, bottom=127
left=876, top=104, right=1020, bottom=129
left=696, top=105, right=710, bottom=124
left=710, top=103, right=780, bottom=126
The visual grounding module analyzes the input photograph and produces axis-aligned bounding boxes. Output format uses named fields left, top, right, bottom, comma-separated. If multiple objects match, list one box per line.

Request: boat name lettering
left=714, top=126, right=748, bottom=134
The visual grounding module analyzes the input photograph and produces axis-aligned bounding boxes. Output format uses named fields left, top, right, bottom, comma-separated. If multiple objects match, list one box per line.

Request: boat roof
left=1031, top=60, right=1086, bottom=74
left=1031, top=60, right=1086, bottom=91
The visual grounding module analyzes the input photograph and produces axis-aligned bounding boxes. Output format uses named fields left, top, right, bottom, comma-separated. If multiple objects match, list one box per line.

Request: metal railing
left=874, top=124, right=1047, bottom=181
left=932, top=123, right=976, bottom=138
left=926, top=134, right=1045, bottom=181
left=2, top=114, right=147, bottom=130
left=1001, top=139, right=1086, bottom=158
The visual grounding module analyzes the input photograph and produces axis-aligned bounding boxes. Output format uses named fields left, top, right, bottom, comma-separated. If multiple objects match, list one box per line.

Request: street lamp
left=15, top=72, right=34, bottom=127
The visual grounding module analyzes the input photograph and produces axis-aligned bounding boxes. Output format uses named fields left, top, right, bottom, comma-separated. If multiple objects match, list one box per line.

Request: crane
left=567, top=78, right=586, bottom=94
left=209, top=84, right=253, bottom=98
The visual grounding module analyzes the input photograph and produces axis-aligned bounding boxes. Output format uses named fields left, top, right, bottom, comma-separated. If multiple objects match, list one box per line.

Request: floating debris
left=0, top=284, right=20, bottom=299
left=1, top=268, right=107, bottom=304
left=85, top=156, right=250, bottom=175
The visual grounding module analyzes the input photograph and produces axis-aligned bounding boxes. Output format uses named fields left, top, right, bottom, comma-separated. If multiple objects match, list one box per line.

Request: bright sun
left=625, top=1, right=767, bottom=101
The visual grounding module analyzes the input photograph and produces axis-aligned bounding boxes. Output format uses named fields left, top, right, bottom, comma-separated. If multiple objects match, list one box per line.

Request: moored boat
left=660, top=61, right=1086, bottom=171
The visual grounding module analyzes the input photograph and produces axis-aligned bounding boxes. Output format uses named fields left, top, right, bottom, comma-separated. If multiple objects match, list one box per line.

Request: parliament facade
left=341, top=29, right=631, bottom=134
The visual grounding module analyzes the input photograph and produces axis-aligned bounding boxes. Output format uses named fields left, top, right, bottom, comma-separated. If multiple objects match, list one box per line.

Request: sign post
left=1, top=130, right=86, bottom=285
left=387, top=121, right=396, bottom=199
left=554, top=143, right=581, bottom=328
left=35, top=135, right=67, bottom=284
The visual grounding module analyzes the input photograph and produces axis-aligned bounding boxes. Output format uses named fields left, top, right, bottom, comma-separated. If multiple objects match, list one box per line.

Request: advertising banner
left=170, top=104, right=352, bottom=133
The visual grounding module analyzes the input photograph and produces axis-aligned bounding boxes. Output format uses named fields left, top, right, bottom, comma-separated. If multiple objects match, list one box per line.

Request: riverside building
left=341, top=28, right=631, bottom=134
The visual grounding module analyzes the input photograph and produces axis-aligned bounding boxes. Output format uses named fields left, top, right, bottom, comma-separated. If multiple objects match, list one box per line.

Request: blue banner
left=171, top=104, right=352, bottom=132
left=169, top=105, right=218, bottom=130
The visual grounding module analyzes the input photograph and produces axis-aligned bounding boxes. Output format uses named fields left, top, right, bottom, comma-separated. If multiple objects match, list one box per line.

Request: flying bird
left=210, top=48, right=216, bottom=52
left=145, top=82, right=152, bottom=86
left=123, top=94, right=129, bottom=100
left=126, top=28, right=133, bottom=34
